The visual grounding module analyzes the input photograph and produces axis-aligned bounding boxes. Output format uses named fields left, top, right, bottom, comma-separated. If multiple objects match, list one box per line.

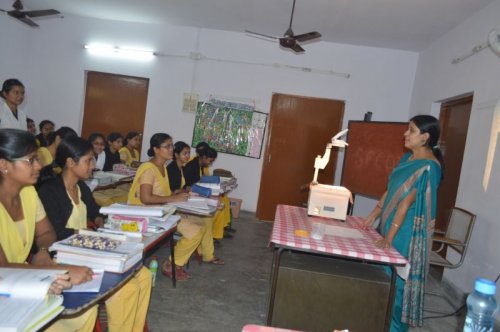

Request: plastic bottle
left=149, top=256, right=159, bottom=287
left=463, top=278, right=498, bottom=332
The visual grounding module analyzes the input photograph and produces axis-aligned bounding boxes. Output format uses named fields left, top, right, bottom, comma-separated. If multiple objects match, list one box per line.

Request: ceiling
left=4, top=0, right=496, bottom=51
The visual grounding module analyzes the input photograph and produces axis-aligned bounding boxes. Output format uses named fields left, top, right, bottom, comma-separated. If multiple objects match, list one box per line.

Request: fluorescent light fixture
left=84, top=44, right=155, bottom=60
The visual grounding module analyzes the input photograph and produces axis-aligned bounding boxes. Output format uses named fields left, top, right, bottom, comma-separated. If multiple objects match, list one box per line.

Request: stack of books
left=99, top=203, right=176, bottom=236
left=169, top=197, right=218, bottom=216
left=196, top=176, right=238, bottom=194
left=50, top=230, right=144, bottom=273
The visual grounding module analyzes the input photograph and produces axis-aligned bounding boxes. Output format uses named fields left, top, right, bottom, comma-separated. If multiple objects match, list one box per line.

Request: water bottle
left=463, top=278, right=498, bottom=332
left=149, top=256, right=159, bottom=287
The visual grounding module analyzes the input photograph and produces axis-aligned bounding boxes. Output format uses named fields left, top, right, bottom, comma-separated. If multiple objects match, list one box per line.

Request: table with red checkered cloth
left=271, top=204, right=408, bottom=267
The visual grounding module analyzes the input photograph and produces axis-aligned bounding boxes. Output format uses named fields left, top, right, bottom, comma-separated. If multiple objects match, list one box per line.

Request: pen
left=40, top=275, right=51, bottom=282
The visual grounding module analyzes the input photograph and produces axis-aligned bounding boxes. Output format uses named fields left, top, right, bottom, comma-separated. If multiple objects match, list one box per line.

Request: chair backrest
left=445, top=207, right=476, bottom=255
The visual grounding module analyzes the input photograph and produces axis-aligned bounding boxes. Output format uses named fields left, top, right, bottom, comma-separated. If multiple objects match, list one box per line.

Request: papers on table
left=169, top=198, right=217, bottom=216
left=324, top=225, right=364, bottom=239
left=147, top=215, right=180, bottom=233
left=64, top=269, right=104, bottom=293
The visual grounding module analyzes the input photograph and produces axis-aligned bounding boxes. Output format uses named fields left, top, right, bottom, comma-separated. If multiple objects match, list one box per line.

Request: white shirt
left=0, top=99, right=27, bottom=130
left=95, top=151, right=106, bottom=171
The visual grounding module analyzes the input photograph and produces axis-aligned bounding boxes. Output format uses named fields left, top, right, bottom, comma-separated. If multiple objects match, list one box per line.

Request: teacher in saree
left=363, top=115, right=444, bottom=331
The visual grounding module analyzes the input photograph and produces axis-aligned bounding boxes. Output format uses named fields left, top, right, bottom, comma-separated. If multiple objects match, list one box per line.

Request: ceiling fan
left=0, top=0, right=60, bottom=27
left=245, top=0, right=321, bottom=53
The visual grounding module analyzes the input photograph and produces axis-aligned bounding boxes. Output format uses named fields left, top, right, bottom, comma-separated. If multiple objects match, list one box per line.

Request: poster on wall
left=192, top=99, right=268, bottom=159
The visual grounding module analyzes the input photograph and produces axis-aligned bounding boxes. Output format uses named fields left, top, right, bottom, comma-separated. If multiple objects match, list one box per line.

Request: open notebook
left=0, top=268, right=66, bottom=332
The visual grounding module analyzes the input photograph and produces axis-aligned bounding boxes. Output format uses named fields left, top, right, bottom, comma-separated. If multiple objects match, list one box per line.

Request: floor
left=145, top=211, right=475, bottom=332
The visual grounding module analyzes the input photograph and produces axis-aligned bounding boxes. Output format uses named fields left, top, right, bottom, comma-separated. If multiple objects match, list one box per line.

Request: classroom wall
left=0, top=17, right=31, bottom=94
left=410, top=0, right=500, bottom=300
left=0, top=13, right=418, bottom=213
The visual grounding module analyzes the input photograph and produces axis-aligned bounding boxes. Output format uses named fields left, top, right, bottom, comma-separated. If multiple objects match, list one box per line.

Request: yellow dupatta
left=0, top=186, right=38, bottom=263
left=127, top=161, right=172, bottom=205
left=119, top=147, right=139, bottom=166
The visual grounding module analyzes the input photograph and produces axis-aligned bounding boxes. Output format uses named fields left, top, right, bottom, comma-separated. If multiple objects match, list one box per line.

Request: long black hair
left=1, top=79, right=24, bottom=99
left=55, top=136, right=93, bottom=168
left=410, top=115, right=445, bottom=177
left=0, top=128, right=37, bottom=160
left=147, top=133, right=172, bottom=157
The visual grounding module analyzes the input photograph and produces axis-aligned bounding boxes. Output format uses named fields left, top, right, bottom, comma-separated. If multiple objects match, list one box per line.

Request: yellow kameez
left=0, top=186, right=97, bottom=332
left=128, top=162, right=215, bottom=265
left=119, top=147, right=139, bottom=167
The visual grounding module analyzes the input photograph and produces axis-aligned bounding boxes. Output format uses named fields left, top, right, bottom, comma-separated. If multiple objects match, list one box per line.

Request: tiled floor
left=145, top=211, right=476, bottom=331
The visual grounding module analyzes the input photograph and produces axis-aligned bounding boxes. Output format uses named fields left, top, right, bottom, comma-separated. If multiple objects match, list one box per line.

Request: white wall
left=410, top=0, right=500, bottom=298
left=0, top=15, right=32, bottom=96
left=1, top=13, right=418, bottom=213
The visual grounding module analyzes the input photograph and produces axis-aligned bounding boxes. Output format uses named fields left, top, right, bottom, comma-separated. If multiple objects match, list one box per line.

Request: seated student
left=0, top=128, right=97, bottom=332
left=35, top=119, right=55, bottom=147
left=120, top=131, right=141, bottom=167
left=103, top=132, right=123, bottom=171
left=38, top=136, right=152, bottom=332
left=27, top=117, right=37, bottom=135
left=183, top=142, right=217, bottom=187
left=88, top=132, right=106, bottom=171
left=128, top=133, right=223, bottom=281
left=37, top=126, right=78, bottom=185
left=183, top=144, right=232, bottom=240
left=167, top=141, right=190, bottom=193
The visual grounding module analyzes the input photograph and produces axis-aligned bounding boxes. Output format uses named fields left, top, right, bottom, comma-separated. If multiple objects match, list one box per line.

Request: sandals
left=161, top=261, right=191, bottom=281
left=203, top=257, right=225, bottom=265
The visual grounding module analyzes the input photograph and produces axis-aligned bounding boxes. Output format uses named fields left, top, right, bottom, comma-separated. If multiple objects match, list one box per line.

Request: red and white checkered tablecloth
left=271, top=204, right=408, bottom=266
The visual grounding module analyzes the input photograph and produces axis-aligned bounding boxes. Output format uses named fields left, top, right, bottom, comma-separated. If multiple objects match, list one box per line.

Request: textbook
left=99, top=203, right=175, bottom=218
left=50, top=230, right=144, bottom=273
left=0, top=268, right=65, bottom=332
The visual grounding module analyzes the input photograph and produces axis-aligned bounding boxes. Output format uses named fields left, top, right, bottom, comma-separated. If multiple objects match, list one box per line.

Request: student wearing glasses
left=128, top=133, right=223, bottom=281
left=0, top=129, right=97, bottom=331
left=38, top=136, right=152, bottom=332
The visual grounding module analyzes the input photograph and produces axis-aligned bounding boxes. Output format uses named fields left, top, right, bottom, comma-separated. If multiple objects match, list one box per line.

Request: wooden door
left=256, top=93, right=345, bottom=221
left=81, top=71, right=149, bottom=141
left=436, top=96, right=473, bottom=232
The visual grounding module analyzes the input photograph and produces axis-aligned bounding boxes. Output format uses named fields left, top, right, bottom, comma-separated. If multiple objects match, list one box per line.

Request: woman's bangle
left=376, top=203, right=383, bottom=209
left=392, top=223, right=400, bottom=228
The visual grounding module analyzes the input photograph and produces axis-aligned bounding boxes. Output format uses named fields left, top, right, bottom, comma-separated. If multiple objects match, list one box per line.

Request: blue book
left=191, top=184, right=212, bottom=197
left=200, top=175, right=220, bottom=184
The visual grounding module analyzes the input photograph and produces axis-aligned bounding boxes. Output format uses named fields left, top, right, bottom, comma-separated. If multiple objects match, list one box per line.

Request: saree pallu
left=380, top=153, right=441, bottom=329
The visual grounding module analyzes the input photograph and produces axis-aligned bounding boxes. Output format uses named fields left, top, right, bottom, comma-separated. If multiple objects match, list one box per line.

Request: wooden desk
left=92, top=183, right=132, bottom=207
left=268, top=205, right=408, bottom=332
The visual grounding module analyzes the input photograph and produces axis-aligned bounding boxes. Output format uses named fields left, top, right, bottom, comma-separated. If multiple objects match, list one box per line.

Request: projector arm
left=313, top=143, right=332, bottom=183
left=312, top=129, right=349, bottom=183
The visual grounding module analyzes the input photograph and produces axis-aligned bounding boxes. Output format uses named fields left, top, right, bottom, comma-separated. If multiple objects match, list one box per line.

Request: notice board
left=341, top=121, right=409, bottom=198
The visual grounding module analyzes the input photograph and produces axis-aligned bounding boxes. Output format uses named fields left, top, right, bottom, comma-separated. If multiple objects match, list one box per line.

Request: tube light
left=84, top=44, right=155, bottom=60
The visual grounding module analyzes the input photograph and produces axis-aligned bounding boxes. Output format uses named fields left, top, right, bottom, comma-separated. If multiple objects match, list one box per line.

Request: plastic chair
left=425, top=206, right=476, bottom=313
